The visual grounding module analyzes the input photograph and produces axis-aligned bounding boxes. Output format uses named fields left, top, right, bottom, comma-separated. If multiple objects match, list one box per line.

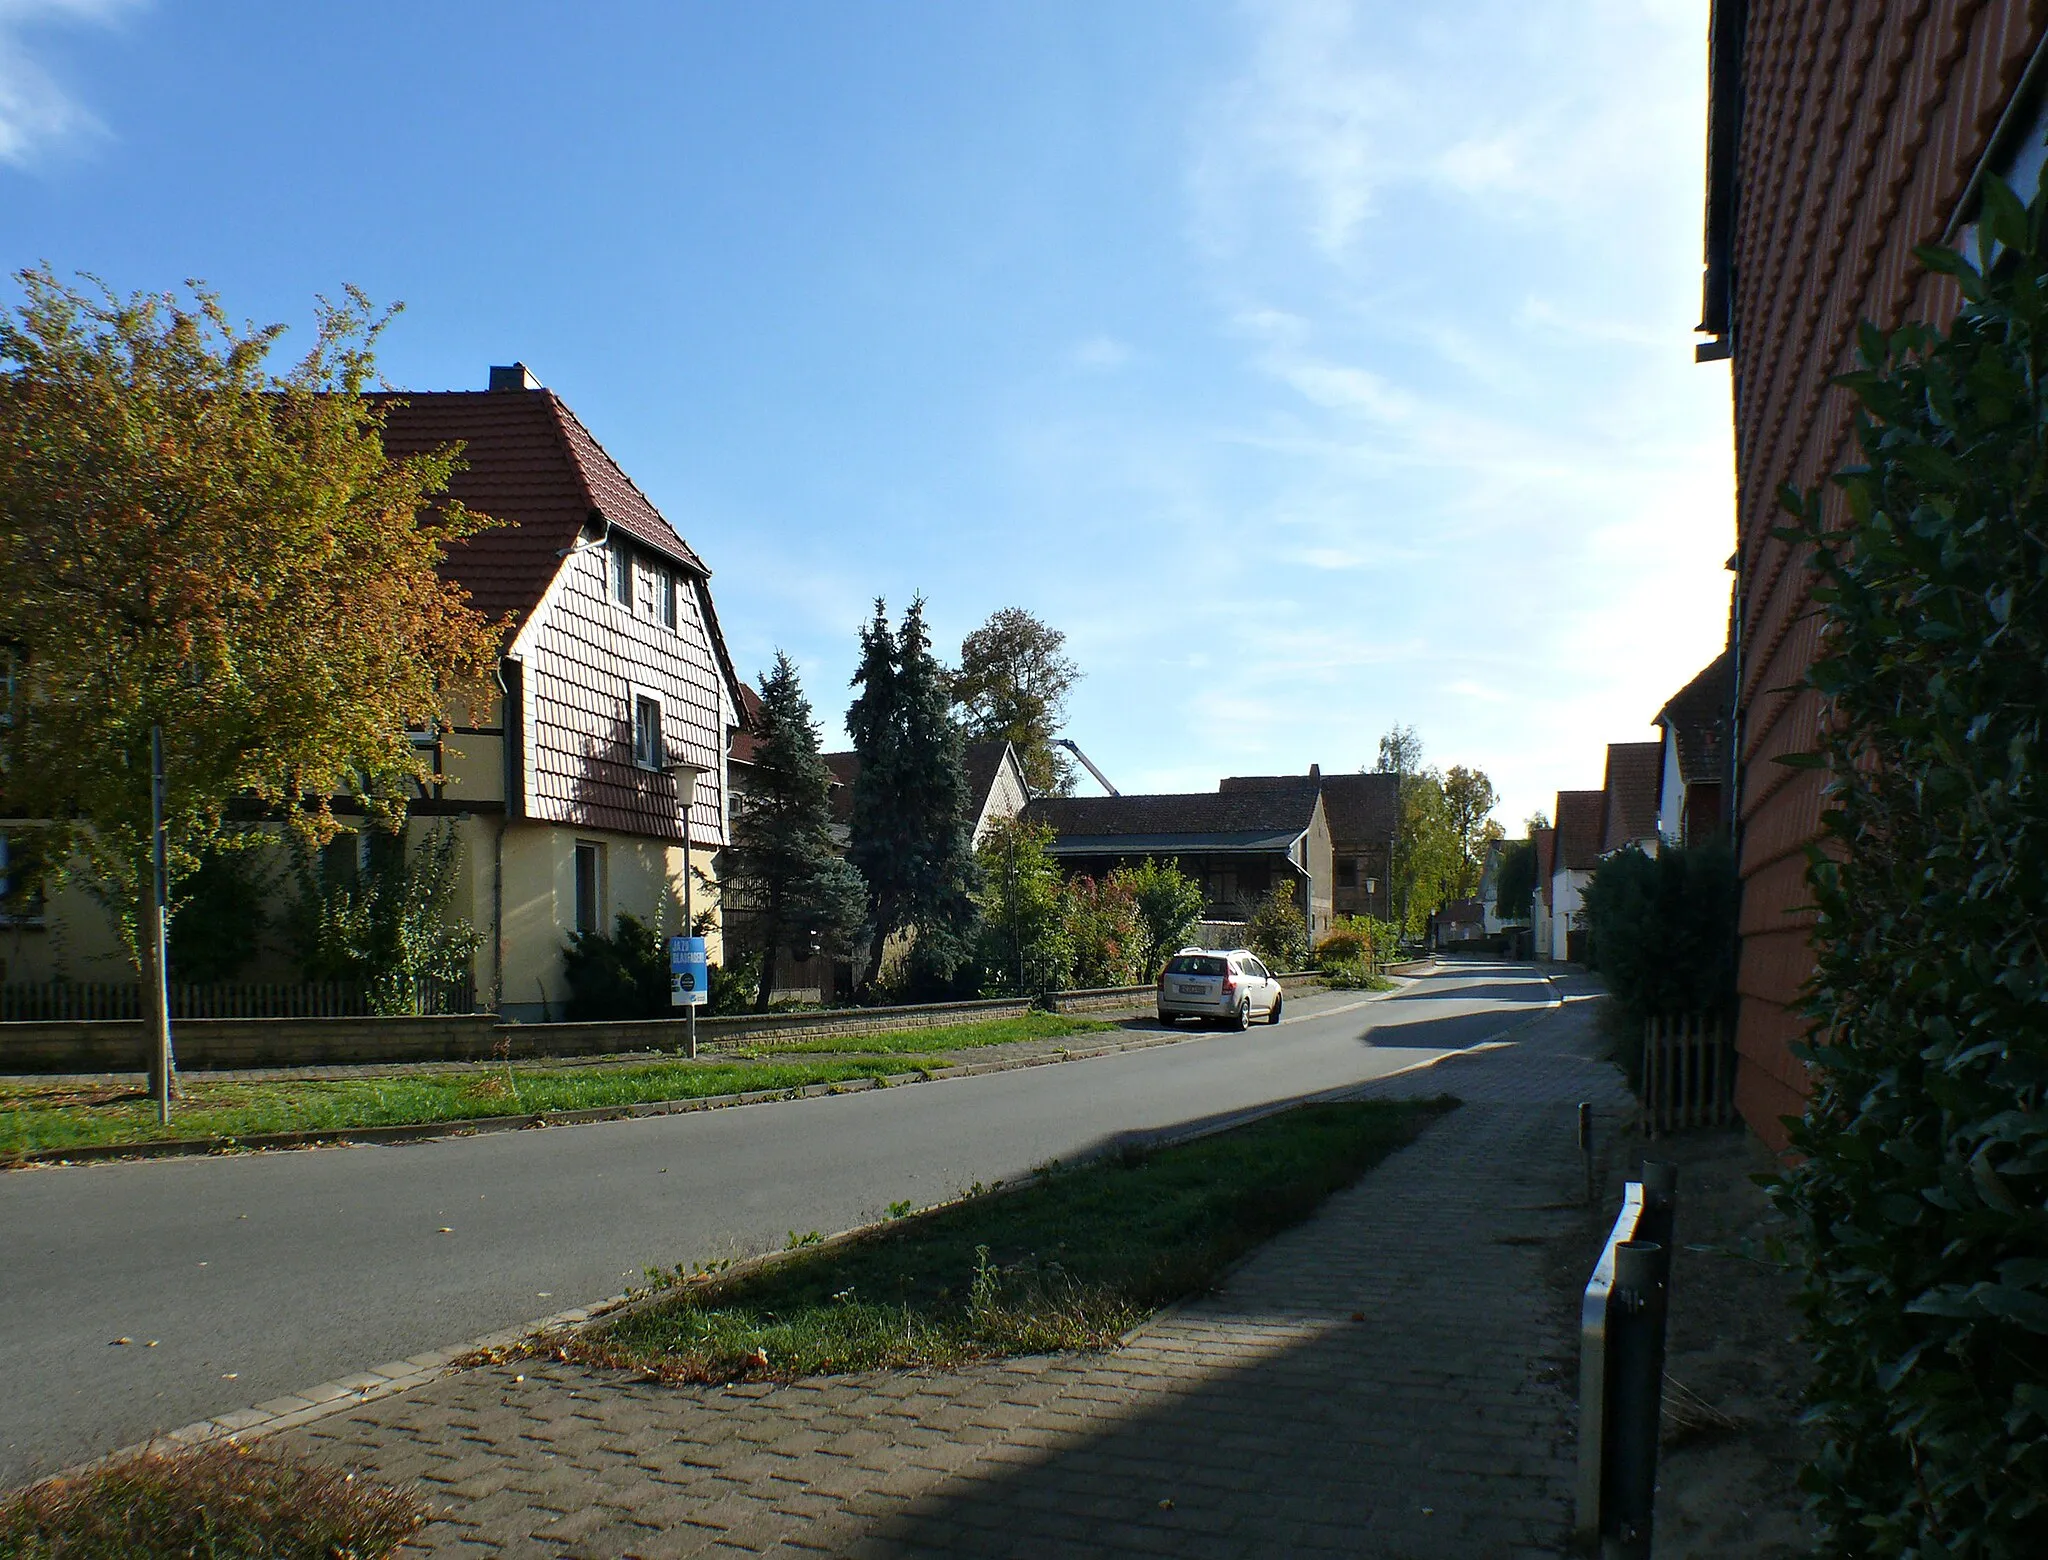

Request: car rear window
left=1164, top=955, right=1227, bottom=976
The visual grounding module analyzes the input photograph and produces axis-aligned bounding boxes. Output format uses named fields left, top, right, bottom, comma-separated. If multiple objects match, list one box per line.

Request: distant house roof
left=816, top=740, right=1016, bottom=833
left=1024, top=785, right=1322, bottom=857
left=1656, top=651, right=1732, bottom=786
left=1533, top=826, right=1557, bottom=908
left=1555, top=790, right=1605, bottom=872
left=729, top=683, right=765, bottom=768
left=1443, top=897, right=1485, bottom=926
left=1221, top=768, right=1399, bottom=851
left=373, top=381, right=744, bottom=714
left=1601, top=741, right=1665, bottom=853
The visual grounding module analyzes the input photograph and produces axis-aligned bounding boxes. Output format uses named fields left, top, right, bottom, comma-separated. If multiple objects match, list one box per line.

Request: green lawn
left=553, top=1097, right=1455, bottom=1383
left=0, top=1012, right=1116, bottom=1157
left=734, top=1011, right=1113, bottom=1056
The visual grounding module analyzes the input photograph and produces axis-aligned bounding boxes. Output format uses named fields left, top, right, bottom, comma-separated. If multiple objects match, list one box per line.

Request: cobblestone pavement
left=278, top=976, right=1628, bottom=1558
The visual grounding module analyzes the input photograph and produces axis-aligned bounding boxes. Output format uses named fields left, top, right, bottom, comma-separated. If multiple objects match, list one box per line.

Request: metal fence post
left=1601, top=1240, right=1669, bottom=1559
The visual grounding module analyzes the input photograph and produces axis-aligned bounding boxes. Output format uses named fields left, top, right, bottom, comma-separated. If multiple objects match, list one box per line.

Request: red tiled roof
left=730, top=682, right=765, bottom=767
left=1656, top=651, right=1731, bottom=787
left=1554, top=790, right=1605, bottom=872
left=818, top=741, right=1012, bottom=831
left=1600, top=741, right=1664, bottom=854
left=1533, top=826, right=1556, bottom=908
left=373, top=388, right=708, bottom=632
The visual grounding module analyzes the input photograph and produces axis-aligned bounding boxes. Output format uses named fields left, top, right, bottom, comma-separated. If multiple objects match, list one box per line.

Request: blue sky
left=2, top=0, right=1733, bottom=830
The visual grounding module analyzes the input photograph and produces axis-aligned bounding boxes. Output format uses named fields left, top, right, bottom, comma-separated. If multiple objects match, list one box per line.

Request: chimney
left=1309, top=763, right=1322, bottom=780
left=488, top=363, right=541, bottom=391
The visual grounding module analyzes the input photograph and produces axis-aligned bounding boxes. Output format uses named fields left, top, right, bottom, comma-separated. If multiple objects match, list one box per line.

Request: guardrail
left=1576, top=1160, right=1677, bottom=1558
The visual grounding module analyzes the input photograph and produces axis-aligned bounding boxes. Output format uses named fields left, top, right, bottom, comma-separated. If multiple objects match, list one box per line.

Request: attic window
left=656, top=564, right=678, bottom=629
left=609, top=540, right=633, bottom=607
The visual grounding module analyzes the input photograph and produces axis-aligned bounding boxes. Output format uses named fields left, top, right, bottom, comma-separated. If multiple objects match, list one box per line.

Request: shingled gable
left=1656, top=651, right=1731, bottom=786
left=1023, top=785, right=1322, bottom=852
left=1600, top=741, right=1664, bottom=854
left=372, top=386, right=743, bottom=713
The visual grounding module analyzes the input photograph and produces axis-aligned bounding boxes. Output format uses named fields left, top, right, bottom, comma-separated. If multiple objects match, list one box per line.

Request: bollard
left=1601, top=1240, right=1669, bottom=1560
left=1637, top=1161, right=1678, bottom=1266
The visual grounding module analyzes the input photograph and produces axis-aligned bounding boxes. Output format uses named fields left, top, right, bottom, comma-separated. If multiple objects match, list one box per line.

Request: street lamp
left=663, top=755, right=709, bottom=1058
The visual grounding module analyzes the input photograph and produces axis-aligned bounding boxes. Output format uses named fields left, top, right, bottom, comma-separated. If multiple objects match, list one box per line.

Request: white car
left=1156, top=948, right=1283, bottom=1029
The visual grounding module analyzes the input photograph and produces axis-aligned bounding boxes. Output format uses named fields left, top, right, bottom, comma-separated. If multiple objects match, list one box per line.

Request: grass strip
left=551, top=1097, right=1455, bottom=1383
left=731, top=1011, right=1114, bottom=1057
left=0, top=1013, right=1117, bottom=1156
left=0, top=1442, right=423, bottom=1560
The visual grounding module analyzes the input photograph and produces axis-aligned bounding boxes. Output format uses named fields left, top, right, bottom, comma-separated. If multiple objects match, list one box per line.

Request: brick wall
left=1723, top=1, right=2047, bottom=1147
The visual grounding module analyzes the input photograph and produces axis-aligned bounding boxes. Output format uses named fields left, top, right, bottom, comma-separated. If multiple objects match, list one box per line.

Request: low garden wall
left=0, top=996, right=1042, bottom=1074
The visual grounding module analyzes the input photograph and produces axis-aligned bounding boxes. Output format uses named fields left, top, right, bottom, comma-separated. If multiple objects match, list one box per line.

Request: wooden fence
left=1640, top=1014, right=1735, bottom=1135
left=0, top=976, right=476, bottom=1022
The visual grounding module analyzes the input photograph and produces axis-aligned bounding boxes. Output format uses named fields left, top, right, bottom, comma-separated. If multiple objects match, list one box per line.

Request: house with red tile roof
left=0, top=366, right=745, bottom=1016
left=1530, top=825, right=1557, bottom=962
left=1600, top=741, right=1665, bottom=858
left=1654, top=653, right=1730, bottom=846
left=379, top=366, right=747, bottom=1019
left=1548, top=789, right=1605, bottom=962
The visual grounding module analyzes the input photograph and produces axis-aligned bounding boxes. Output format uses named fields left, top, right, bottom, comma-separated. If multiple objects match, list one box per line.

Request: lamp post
left=663, top=756, right=708, bottom=1058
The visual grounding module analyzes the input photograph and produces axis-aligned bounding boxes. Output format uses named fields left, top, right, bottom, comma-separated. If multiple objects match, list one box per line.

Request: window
left=573, top=841, right=603, bottom=935
left=1337, top=857, right=1358, bottom=889
left=657, top=564, right=678, bottom=629
left=610, top=541, right=634, bottom=607
left=1163, top=954, right=1227, bottom=977
left=631, top=691, right=665, bottom=769
left=1, top=831, right=46, bottom=925
left=1244, top=956, right=1269, bottom=979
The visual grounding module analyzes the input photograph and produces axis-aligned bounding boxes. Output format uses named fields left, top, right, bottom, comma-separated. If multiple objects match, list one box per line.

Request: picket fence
left=0, top=976, right=477, bottom=1022
left=1639, top=1013, right=1735, bottom=1135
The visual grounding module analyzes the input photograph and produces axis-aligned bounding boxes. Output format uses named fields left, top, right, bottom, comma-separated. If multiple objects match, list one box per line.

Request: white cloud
left=0, top=0, right=136, bottom=168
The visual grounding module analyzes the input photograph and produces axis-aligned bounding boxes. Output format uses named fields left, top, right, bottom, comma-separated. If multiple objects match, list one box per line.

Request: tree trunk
left=753, top=911, right=781, bottom=1014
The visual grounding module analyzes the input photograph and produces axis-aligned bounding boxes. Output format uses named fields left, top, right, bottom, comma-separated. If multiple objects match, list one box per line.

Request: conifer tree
left=847, top=598, right=979, bottom=994
left=727, top=653, right=866, bottom=1012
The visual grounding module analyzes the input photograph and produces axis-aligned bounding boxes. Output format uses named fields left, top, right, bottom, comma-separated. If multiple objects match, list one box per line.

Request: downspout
left=494, top=656, right=526, bottom=1014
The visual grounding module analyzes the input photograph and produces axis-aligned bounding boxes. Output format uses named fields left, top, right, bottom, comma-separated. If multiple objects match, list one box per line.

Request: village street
left=0, top=962, right=1557, bottom=1488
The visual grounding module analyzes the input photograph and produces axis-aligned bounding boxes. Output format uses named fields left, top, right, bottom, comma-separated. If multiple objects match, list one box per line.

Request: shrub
left=972, top=817, right=1073, bottom=997
left=1063, top=874, right=1144, bottom=988
left=1112, top=858, right=1205, bottom=978
left=1314, top=915, right=1399, bottom=971
left=1247, top=882, right=1308, bottom=969
left=1579, top=841, right=1738, bottom=1081
left=561, top=912, right=670, bottom=1021
left=287, top=822, right=481, bottom=1013
left=1767, top=179, right=2048, bottom=1558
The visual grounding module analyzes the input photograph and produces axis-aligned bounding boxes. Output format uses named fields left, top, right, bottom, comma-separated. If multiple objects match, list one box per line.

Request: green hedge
left=1579, top=841, right=1737, bottom=1083
left=1772, top=177, right=2048, bottom=1557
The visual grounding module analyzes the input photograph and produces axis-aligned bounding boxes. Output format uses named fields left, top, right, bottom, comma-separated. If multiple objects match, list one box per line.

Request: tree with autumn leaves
left=0, top=269, right=502, bottom=1080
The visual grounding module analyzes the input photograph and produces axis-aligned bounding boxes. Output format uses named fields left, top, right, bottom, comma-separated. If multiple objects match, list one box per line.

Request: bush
left=1247, top=882, right=1308, bottom=969
left=973, top=817, right=1073, bottom=998
left=1063, top=875, right=1145, bottom=988
left=287, top=823, right=481, bottom=1013
left=1766, top=181, right=2048, bottom=1558
left=1579, top=841, right=1738, bottom=1081
left=561, top=912, right=670, bottom=1021
left=1314, top=915, right=1399, bottom=971
left=1113, top=858, right=1205, bottom=979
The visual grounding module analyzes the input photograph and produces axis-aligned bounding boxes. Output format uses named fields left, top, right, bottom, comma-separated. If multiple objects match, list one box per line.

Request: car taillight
left=1220, top=974, right=1237, bottom=993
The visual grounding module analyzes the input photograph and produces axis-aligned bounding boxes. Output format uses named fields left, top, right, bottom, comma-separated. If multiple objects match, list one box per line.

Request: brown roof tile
left=1656, top=651, right=1731, bottom=787
left=1554, top=790, right=1605, bottom=872
left=1600, top=742, right=1664, bottom=854
left=1024, top=785, right=1321, bottom=848
left=1221, top=769, right=1399, bottom=851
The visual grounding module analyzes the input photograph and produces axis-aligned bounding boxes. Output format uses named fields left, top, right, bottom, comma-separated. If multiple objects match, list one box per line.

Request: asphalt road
left=0, top=958, right=1556, bottom=1487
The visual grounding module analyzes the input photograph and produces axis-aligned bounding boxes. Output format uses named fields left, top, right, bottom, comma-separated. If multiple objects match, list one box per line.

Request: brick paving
left=277, top=976, right=1627, bottom=1558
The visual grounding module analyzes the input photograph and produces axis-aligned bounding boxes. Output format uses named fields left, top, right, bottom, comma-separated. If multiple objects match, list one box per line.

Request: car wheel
left=1157, top=1011, right=1175, bottom=1026
left=1267, top=994, right=1284, bottom=1025
left=1230, top=998, right=1251, bottom=1031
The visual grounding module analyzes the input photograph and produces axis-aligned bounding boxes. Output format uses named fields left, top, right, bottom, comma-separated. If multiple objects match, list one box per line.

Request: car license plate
left=1176, top=984, right=1204, bottom=995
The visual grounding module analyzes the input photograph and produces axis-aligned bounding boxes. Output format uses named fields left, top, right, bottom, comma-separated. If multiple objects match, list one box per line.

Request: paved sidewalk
left=279, top=980, right=1628, bottom=1558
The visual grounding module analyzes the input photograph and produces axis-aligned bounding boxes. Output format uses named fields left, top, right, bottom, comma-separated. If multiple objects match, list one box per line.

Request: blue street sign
left=668, top=934, right=708, bottom=1007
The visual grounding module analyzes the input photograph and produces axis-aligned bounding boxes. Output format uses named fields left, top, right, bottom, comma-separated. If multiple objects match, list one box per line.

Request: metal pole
left=149, top=725, right=173, bottom=1124
left=683, top=802, right=697, bottom=1060
left=1602, top=1240, right=1669, bottom=1559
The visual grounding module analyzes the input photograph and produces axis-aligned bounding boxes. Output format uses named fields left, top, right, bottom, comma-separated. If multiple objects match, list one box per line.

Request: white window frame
left=656, top=562, right=678, bottom=629
left=630, top=684, right=666, bottom=771
left=609, top=539, right=634, bottom=608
